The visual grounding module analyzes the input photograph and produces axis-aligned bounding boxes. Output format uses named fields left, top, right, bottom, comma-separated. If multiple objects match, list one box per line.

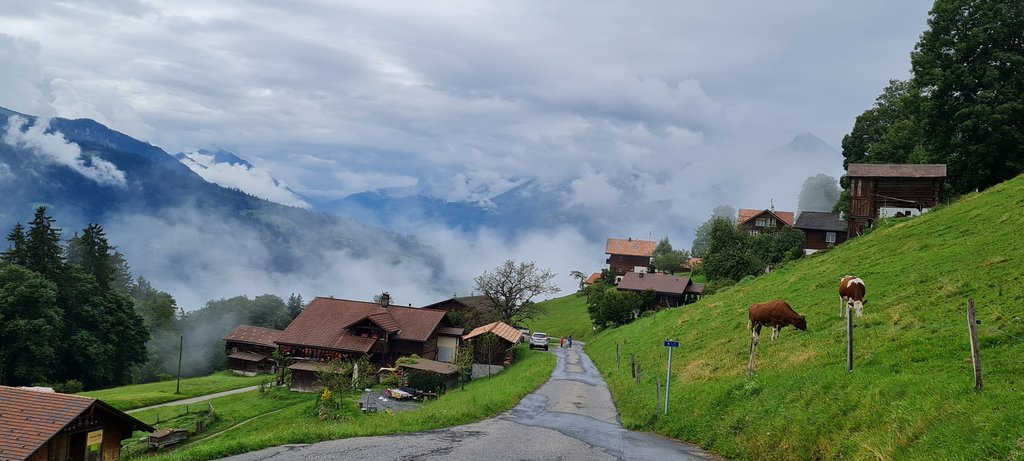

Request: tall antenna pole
left=176, top=334, right=184, bottom=394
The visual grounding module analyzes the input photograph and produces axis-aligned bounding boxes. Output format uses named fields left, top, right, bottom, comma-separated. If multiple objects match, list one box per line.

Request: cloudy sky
left=0, top=1, right=936, bottom=304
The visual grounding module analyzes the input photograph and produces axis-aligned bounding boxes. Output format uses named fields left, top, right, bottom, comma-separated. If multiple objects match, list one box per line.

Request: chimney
left=380, top=292, right=391, bottom=309
left=628, top=237, right=632, bottom=242
left=639, top=272, right=644, bottom=278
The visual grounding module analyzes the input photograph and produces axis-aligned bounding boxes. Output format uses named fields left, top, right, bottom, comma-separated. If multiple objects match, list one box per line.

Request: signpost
left=663, top=340, right=679, bottom=415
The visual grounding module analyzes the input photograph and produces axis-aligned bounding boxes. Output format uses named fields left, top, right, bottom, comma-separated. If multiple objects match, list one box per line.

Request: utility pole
left=176, top=334, right=184, bottom=394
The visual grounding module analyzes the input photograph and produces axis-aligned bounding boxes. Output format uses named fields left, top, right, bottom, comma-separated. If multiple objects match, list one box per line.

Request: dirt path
left=127, top=385, right=261, bottom=414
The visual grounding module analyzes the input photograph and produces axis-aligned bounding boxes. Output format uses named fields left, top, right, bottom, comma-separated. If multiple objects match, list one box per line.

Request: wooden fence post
left=656, top=377, right=661, bottom=411
left=616, top=343, right=621, bottom=371
left=847, top=303, right=854, bottom=373
left=967, top=298, right=983, bottom=392
left=630, top=353, right=636, bottom=378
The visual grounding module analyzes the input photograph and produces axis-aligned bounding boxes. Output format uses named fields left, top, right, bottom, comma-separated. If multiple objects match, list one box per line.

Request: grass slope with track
left=585, top=175, right=1024, bottom=460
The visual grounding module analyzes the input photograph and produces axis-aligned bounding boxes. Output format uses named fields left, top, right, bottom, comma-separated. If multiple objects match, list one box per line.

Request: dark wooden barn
left=794, top=211, right=848, bottom=253
left=605, top=237, right=657, bottom=276
left=223, top=325, right=283, bottom=375
left=616, top=272, right=704, bottom=307
left=846, top=163, right=946, bottom=236
left=0, top=386, right=154, bottom=461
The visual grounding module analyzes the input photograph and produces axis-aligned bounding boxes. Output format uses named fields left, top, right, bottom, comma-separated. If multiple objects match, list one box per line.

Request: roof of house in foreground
left=847, top=163, right=947, bottom=178
left=738, top=209, right=796, bottom=226
left=617, top=272, right=703, bottom=295
left=275, top=297, right=447, bottom=352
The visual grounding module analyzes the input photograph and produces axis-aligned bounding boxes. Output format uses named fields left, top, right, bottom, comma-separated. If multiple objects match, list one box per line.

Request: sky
left=0, top=1, right=937, bottom=306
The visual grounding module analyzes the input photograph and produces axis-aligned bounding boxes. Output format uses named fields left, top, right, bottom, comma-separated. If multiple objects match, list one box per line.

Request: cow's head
left=794, top=315, right=807, bottom=331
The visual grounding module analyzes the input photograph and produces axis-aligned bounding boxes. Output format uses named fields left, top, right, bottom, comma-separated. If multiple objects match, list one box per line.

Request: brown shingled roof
left=847, top=163, right=947, bottom=178
left=275, top=297, right=447, bottom=353
left=223, top=325, right=283, bottom=348
left=0, top=386, right=154, bottom=460
left=617, top=272, right=693, bottom=295
left=398, top=358, right=459, bottom=375
left=366, top=311, right=401, bottom=333
left=605, top=238, right=657, bottom=257
left=462, top=321, right=523, bottom=344
left=738, top=209, right=795, bottom=226
left=228, top=351, right=270, bottom=362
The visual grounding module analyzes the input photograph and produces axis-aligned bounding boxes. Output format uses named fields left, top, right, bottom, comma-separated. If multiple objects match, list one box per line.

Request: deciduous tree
left=474, top=259, right=559, bottom=325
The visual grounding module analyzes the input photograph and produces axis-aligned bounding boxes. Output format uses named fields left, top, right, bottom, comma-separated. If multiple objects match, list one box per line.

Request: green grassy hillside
left=586, top=175, right=1024, bottom=460
left=527, top=293, right=594, bottom=342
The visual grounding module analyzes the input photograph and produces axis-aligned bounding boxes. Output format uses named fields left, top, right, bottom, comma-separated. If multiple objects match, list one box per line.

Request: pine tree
left=24, top=207, right=65, bottom=281
left=66, top=224, right=115, bottom=290
left=2, top=223, right=29, bottom=266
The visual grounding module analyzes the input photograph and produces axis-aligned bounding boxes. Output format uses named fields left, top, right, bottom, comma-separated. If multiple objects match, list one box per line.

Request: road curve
left=218, top=345, right=721, bottom=461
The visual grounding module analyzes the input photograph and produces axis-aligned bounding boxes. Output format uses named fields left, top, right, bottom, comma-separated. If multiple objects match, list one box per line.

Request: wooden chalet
left=616, top=272, right=704, bottom=307
left=420, top=295, right=495, bottom=331
left=846, top=163, right=946, bottom=236
left=461, top=321, right=523, bottom=366
left=0, top=386, right=154, bottom=461
left=223, top=325, right=283, bottom=375
left=794, top=211, right=848, bottom=253
left=737, top=208, right=795, bottom=235
left=605, top=237, right=657, bottom=276
left=274, top=296, right=460, bottom=373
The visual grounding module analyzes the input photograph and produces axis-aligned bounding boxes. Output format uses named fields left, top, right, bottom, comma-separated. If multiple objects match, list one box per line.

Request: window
left=826, top=232, right=836, bottom=243
left=755, top=217, right=766, bottom=227
left=766, top=217, right=776, bottom=227
left=47, top=438, right=69, bottom=461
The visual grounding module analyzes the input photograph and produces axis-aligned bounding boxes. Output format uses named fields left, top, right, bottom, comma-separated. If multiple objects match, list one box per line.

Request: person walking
left=560, top=336, right=565, bottom=348
left=568, top=334, right=573, bottom=348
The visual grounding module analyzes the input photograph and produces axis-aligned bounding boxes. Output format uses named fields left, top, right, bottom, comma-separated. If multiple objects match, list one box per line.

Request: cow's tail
left=746, top=317, right=752, bottom=332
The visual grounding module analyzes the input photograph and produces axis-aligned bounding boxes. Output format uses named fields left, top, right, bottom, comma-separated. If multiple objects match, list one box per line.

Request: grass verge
left=140, top=347, right=556, bottom=461
left=81, top=371, right=266, bottom=411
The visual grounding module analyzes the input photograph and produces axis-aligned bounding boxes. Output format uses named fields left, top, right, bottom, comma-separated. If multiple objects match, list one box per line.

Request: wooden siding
left=803, top=229, right=848, bottom=251
left=28, top=423, right=125, bottom=461
left=291, top=369, right=319, bottom=392
left=606, top=254, right=651, bottom=275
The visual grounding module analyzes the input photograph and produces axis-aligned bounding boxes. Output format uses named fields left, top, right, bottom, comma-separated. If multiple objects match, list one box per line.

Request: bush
left=405, top=369, right=447, bottom=394
left=53, top=379, right=84, bottom=394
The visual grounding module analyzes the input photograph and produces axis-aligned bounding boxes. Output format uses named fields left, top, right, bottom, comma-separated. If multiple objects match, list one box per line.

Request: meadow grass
left=138, top=347, right=556, bottom=461
left=581, top=175, right=1024, bottom=460
left=528, top=292, right=595, bottom=342
left=81, top=371, right=266, bottom=411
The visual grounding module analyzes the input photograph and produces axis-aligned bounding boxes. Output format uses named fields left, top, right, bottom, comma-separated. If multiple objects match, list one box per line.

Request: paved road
left=218, top=346, right=720, bottom=461
left=127, top=385, right=261, bottom=414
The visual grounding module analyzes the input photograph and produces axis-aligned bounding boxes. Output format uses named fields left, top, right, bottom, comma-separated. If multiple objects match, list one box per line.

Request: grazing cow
left=839, top=275, right=867, bottom=318
left=748, top=300, right=807, bottom=344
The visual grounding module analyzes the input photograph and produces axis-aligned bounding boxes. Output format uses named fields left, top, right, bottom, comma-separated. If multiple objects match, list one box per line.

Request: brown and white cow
left=748, top=300, right=807, bottom=344
left=839, top=275, right=866, bottom=318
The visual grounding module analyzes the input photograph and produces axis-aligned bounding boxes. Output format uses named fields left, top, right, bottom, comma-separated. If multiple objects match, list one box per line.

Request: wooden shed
left=0, top=386, right=154, bottom=461
left=846, top=163, right=946, bottom=236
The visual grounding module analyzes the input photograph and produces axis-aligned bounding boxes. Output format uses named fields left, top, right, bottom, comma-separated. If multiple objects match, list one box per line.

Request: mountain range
left=0, top=106, right=445, bottom=308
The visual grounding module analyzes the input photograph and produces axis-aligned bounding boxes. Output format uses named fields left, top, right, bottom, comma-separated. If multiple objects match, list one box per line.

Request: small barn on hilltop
left=0, top=386, right=154, bottom=461
left=846, top=163, right=946, bottom=236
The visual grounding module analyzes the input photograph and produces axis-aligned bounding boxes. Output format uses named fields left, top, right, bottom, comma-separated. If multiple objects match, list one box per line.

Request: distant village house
left=794, top=211, right=848, bottom=254
left=605, top=237, right=657, bottom=277
left=737, top=208, right=795, bottom=235
left=616, top=272, right=704, bottom=307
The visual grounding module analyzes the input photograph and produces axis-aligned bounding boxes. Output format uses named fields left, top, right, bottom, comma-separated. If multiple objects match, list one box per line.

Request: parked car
left=529, top=332, right=549, bottom=351
left=516, top=327, right=530, bottom=343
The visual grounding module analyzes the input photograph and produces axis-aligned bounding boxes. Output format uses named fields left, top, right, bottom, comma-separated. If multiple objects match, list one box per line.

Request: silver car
left=529, top=332, right=549, bottom=351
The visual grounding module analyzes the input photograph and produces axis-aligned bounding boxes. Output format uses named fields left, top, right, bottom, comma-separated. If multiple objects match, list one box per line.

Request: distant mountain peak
left=783, top=132, right=837, bottom=154
left=175, top=149, right=310, bottom=209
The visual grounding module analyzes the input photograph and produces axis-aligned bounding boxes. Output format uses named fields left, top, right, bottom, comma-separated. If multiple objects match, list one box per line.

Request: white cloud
left=0, top=162, right=12, bottom=180
left=2, top=116, right=127, bottom=187
left=177, top=150, right=310, bottom=208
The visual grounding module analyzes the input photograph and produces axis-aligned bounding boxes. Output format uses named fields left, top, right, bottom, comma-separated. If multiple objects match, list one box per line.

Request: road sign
left=664, top=340, right=679, bottom=347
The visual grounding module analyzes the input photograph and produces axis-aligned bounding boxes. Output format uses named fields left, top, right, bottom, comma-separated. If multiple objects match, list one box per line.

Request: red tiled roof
left=275, top=297, right=447, bottom=353
left=367, top=311, right=401, bottom=333
left=847, top=163, right=947, bottom=178
left=605, top=238, right=657, bottom=257
left=223, top=325, right=283, bottom=348
left=0, top=386, right=154, bottom=460
left=585, top=272, right=602, bottom=284
left=738, top=209, right=795, bottom=226
left=617, top=272, right=692, bottom=296
left=462, top=321, right=523, bottom=344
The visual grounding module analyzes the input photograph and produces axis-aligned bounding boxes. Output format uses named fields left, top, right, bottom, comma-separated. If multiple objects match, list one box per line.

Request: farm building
left=794, top=211, right=848, bottom=253
left=605, top=237, right=657, bottom=276
left=737, top=208, right=795, bottom=235
left=223, top=325, right=283, bottom=375
left=420, top=295, right=494, bottom=332
left=397, top=358, right=461, bottom=391
left=462, top=321, right=523, bottom=377
left=274, top=296, right=461, bottom=368
left=287, top=361, right=330, bottom=392
left=846, top=163, right=946, bottom=236
left=616, top=272, right=704, bottom=307
left=0, top=386, right=154, bottom=461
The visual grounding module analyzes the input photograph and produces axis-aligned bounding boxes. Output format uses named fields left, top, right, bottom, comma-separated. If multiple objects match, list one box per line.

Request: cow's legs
left=771, top=326, right=780, bottom=341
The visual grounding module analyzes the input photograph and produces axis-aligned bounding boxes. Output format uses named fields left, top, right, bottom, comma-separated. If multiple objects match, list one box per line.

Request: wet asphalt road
left=217, top=345, right=719, bottom=461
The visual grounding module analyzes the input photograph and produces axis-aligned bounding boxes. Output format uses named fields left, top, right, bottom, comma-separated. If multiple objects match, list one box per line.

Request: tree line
left=0, top=207, right=306, bottom=390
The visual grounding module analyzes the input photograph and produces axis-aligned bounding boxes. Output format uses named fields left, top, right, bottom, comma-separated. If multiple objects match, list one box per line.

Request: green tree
left=286, top=293, right=305, bottom=319
left=797, top=174, right=841, bottom=212
left=0, top=264, right=61, bottom=386
left=691, top=205, right=737, bottom=258
left=911, top=0, right=1024, bottom=194
left=24, top=207, right=65, bottom=281
left=653, top=237, right=673, bottom=258
left=131, top=276, right=178, bottom=330
left=652, top=250, right=689, bottom=274
left=474, top=259, right=560, bottom=325
left=585, top=282, right=654, bottom=327
left=702, top=219, right=761, bottom=283
left=2, top=223, right=29, bottom=266
left=66, top=224, right=116, bottom=290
